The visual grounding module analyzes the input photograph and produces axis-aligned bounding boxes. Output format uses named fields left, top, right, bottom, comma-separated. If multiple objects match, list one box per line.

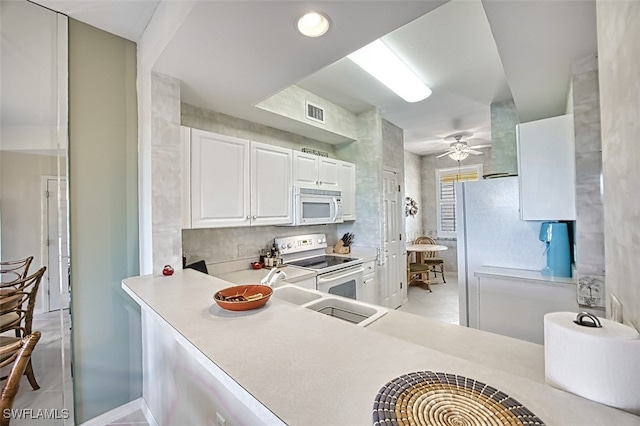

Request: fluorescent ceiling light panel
left=348, top=39, right=432, bottom=103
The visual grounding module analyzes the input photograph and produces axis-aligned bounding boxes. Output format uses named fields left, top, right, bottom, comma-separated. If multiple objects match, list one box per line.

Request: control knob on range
left=280, top=244, right=286, bottom=250
left=287, top=243, right=292, bottom=248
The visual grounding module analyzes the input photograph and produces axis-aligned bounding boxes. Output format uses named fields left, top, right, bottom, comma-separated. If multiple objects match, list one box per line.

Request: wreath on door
left=405, top=197, right=419, bottom=217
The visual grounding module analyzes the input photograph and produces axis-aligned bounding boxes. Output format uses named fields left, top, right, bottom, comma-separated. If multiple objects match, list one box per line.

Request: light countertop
left=215, top=264, right=316, bottom=285
left=475, top=265, right=576, bottom=286
left=326, top=245, right=378, bottom=262
left=122, top=270, right=638, bottom=425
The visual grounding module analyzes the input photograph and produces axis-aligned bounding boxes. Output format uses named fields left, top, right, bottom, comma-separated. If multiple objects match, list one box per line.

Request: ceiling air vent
left=305, top=101, right=325, bottom=124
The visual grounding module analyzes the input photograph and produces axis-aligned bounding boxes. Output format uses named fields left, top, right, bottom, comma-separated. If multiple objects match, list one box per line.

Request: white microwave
left=292, top=187, right=343, bottom=226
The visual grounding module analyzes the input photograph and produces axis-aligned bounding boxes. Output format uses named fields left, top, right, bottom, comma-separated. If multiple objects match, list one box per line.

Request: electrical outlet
left=216, top=412, right=226, bottom=426
left=237, top=244, right=245, bottom=257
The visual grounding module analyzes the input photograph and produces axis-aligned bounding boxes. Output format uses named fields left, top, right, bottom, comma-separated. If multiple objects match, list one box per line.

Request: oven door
left=316, top=266, right=364, bottom=300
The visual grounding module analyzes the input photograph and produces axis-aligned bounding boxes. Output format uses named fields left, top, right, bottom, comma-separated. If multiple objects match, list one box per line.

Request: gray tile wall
left=597, top=0, right=640, bottom=328
left=255, top=85, right=358, bottom=141
left=151, top=72, right=182, bottom=274
left=490, top=99, right=519, bottom=175
left=571, top=54, right=605, bottom=308
left=336, top=109, right=384, bottom=248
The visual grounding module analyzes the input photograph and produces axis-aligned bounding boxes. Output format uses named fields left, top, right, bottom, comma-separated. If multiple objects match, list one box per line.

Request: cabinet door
left=517, top=114, right=576, bottom=220
left=293, top=151, right=319, bottom=188
left=191, top=129, right=250, bottom=228
left=338, top=161, right=356, bottom=220
left=250, top=142, right=292, bottom=226
left=477, top=275, right=578, bottom=344
left=360, top=274, right=378, bottom=305
left=318, top=157, right=340, bottom=190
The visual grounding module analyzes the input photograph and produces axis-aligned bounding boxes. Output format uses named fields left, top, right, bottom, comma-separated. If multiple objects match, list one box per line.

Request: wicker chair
left=0, top=332, right=41, bottom=426
left=415, top=236, right=446, bottom=284
left=0, top=257, right=33, bottom=286
left=407, top=260, right=433, bottom=292
left=0, top=267, right=46, bottom=390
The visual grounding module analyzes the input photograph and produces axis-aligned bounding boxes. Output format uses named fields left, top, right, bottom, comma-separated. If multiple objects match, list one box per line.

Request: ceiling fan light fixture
left=448, top=151, right=470, bottom=161
left=347, top=39, right=432, bottom=103
left=297, top=12, right=330, bottom=37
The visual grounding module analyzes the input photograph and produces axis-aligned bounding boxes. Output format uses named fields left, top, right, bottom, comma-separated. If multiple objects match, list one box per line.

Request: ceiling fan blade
left=436, top=151, right=453, bottom=158
left=467, top=149, right=483, bottom=155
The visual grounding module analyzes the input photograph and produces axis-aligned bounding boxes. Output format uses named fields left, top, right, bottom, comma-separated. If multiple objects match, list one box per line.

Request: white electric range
left=275, top=234, right=364, bottom=300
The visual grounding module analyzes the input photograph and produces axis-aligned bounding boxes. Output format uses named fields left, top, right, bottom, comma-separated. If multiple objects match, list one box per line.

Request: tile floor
left=6, top=310, right=74, bottom=426
left=397, top=271, right=459, bottom=324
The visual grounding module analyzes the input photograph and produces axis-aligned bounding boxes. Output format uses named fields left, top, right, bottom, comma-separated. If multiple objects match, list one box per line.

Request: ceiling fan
left=436, top=135, right=483, bottom=160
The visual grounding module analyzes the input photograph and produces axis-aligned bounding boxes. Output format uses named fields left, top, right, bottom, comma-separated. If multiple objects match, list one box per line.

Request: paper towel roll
left=544, top=312, right=640, bottom=414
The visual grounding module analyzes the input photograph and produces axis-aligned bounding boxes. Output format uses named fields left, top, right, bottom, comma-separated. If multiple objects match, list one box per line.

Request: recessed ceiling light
left=348, top=39, right=432, bottom=103
left=297, top=12, right=330, bottom=38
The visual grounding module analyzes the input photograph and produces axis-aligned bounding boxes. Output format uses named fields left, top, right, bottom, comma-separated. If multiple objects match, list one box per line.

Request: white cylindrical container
left=544, top=312, right=640, bottom=414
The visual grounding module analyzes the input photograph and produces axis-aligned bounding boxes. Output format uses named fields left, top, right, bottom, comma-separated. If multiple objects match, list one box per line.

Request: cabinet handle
left=246, top=216, right=250, bottom=219
left=252, top=215, right=257, bottom=220
left=318, top=181, right=322, bottom=185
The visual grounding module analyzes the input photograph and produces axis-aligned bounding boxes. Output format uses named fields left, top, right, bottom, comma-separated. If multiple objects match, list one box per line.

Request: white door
left=191, top=129, right=250, bottom=228
left=47, top=178, right=70, bottom=311
left=250, top=142, right=292, bottom=226
left=381, top=169, right=404, bottom=308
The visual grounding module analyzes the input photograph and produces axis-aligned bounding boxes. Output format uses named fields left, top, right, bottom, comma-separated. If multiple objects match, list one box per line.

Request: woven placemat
left=373, top=371, right=545, bottom=426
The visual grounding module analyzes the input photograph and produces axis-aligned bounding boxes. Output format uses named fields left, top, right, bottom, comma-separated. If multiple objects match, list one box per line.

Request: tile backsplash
left=182, top=224, right=339, bottom=267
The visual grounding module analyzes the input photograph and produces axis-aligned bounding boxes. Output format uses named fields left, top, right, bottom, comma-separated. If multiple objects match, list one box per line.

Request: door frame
left=41, top=175, right=69, bottom=313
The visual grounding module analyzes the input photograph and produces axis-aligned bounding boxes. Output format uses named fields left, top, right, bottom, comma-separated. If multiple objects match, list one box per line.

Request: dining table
left=406, top=243, right=448, bottom=290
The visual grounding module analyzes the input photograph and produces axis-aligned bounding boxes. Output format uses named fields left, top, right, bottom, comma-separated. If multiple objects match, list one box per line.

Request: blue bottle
left=539, top=222, right=572, bottom=277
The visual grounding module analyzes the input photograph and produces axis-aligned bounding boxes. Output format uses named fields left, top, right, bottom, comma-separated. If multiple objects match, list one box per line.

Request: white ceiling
left=25, top=0, right=598, bottom=156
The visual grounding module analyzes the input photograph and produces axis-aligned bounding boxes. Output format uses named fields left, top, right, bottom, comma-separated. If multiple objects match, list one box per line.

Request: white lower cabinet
left=359, top=260, right=377, bottom=305
left=187, top=128, right=292, bottom=229
left=476, top=273, right=577, bottom=344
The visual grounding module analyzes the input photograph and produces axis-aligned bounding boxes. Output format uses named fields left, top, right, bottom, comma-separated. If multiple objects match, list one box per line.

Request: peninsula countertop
left=122, top=270, right=639, bottom=425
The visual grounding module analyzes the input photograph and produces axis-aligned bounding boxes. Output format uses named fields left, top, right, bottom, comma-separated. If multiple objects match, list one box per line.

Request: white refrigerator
left=456, top=177, right=546, bottom=328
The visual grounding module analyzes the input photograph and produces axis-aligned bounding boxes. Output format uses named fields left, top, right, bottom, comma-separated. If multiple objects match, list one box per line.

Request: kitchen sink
left=304, top=296, right=387, bottom=327
left=272, top=285, right=387, bottom=327
left=272, top=285, right=323, bottom=306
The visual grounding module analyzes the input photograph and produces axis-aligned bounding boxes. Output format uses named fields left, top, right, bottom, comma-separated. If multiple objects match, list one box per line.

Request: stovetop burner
left=288, top=255, right=360, bottom=271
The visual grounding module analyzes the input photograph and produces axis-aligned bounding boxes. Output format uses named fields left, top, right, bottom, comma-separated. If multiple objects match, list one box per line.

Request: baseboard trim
left=140, top=398, right=159, bottom=426
left=79, top=398, right=144, bottom=426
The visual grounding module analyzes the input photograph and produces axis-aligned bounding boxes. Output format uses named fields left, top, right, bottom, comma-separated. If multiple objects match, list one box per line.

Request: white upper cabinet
left=250, top=141, right=292, bottom=226
left=293, top=151, right=339, bottom=190
left=187, top=128, right=292, bottom=229
left=338, top=161, right=356, bottom=221
left=516, top=114, right=576, bottom=221
left=191, top=129, right=250, bottom=228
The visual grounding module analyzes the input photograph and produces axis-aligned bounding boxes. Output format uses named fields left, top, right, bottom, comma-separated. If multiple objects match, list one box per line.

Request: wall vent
left=305, top=101, right=325, bottom=124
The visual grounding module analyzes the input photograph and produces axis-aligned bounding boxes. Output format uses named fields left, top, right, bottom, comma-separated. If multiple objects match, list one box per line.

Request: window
left=436, top=164, right=482, bottom=238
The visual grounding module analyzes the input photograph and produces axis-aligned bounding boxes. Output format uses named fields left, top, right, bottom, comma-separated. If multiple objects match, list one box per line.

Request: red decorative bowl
left=251, top=262, right=264, bottom=270
left=213, top=284, right=272, bottom=311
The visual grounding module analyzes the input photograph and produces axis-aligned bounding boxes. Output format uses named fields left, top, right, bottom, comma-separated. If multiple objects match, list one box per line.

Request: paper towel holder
left=573, top=312, right=603, bottom=328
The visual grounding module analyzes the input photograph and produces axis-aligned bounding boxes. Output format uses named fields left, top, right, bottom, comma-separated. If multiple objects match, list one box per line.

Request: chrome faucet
left=260, top=268, right=287, bottom=287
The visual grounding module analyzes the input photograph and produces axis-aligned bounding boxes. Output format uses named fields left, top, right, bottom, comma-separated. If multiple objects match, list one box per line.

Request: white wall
left=404, top=150, right=423, bottom=242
